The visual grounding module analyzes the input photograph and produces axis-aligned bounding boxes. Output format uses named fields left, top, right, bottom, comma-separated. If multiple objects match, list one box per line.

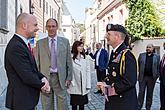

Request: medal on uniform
left=112, top=71, right=117, bottom=77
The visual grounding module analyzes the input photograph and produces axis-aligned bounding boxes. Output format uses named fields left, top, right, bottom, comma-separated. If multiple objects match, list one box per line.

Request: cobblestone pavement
left=0, top=60, right=161, bottom=110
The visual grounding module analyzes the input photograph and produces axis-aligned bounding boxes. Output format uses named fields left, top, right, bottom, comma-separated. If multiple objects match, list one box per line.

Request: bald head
left=16, top=13, right=31, bottom=28
left=146, top=44, right=154, bottom=54
left=16, top=13, right=39, bottom=39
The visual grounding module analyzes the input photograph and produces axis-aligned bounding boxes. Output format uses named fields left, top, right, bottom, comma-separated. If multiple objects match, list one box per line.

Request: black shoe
left=94, top=90, right=102, bottom=94
left=94, top=91, right=100, bottom=94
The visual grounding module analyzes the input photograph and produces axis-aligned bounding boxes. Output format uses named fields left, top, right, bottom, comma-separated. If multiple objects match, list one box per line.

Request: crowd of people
left=4, top=13, right=165, bottom=110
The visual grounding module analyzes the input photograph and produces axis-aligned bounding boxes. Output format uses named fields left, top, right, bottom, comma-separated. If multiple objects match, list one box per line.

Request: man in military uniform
left=104, top=24, right=138, bottom=110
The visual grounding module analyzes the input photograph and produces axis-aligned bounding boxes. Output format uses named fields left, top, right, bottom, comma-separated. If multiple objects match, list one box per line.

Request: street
left=0, top=60, right=160, bottom=110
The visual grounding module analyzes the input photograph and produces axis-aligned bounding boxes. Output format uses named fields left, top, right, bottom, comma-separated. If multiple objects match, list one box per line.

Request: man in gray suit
left=138, top=44, right=160, bottom=110
left=35, top=18, right=73, bottom=110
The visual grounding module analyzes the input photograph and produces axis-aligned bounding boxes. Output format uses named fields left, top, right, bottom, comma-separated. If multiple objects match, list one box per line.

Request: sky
left=64, top=0, right=93, bottom=24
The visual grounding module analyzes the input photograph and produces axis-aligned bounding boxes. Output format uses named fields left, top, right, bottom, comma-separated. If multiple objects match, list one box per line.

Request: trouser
left=96, top=68, right=106, bottom=82
left=96, top=68, right=106, bottom=93
left=138, top=76, right=156, bottom=110
left=41, top=73, right=68, bottom=110
left=72, top=105, right=84, bottom=110
left=160, top=82, right=165, bottom=110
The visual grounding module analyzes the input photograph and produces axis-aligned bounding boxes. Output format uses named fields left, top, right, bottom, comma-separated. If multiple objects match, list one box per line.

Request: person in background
left=4, top=13, right=50, bottom=110
left=89, top=43, right=109, bottom=94
left=105, top=24, right=138, bottom=110
left=67, top=41, right=91, bottom=110
left=138, top=44, right=160, bottom=110
left=35, top=18, right=73, bottom=110
left=160, top=42, right=165, bottom=110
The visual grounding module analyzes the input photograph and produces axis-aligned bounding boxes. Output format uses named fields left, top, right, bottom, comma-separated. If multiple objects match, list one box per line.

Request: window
left=154, top=46, right=160, bottom=54
left=0, top=0, right=8, bottom=30
left=20, top=5, right=23, bottom=13
left=50, top=6, right=51, bottom=17
left=119, top=9, right=123, bottom=24
left=52, top=8, right=53, bottom=18
left=54, top=11, right=56, bottom=19
left=46, top=2, right=48, bottom=14
left=63, top=29, right=66, bottom=32
left=39, top=0, right=42, bottom=8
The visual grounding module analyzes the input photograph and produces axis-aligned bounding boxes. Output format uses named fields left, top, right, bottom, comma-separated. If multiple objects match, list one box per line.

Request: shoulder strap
left=119, top=49, right=137, bottom=76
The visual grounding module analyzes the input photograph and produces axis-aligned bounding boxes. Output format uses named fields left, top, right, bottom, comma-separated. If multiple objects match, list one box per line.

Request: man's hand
left=65, top=80, right=71, bottom=88
left=108, top=87, right=118, bottom=96
left=41, top=77, right=50, bottom=93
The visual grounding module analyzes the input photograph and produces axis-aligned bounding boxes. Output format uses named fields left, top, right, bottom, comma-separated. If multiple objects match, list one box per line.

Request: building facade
left=0, top=0, right=30, bottom=96
left=85, top=0, right=128, bottom=49
left=61, top=3, right=78, bottom=45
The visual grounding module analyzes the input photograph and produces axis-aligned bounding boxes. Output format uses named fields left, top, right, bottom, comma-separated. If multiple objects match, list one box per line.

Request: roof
left=142, top=36, right=165, bottom=40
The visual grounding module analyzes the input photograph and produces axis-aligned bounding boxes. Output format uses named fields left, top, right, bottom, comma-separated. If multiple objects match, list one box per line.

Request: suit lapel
left=44, top=37, right=51, bottom=58
left=57, top=37, right=63, bottom=57
left=14, top=35, right=36, bottom=68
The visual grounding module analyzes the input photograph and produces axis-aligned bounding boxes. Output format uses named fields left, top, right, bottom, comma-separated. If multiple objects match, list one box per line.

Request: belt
left=50, top=72, right=58, bottom=74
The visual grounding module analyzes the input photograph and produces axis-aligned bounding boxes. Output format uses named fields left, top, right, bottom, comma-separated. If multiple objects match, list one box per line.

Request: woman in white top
left=67, top=41, right=91, bottom=110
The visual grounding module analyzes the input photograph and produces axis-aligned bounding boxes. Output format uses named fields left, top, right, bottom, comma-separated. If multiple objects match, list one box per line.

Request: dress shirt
left=48, top=36, right=58, bottom=73
left=96, top=48, right=102, bottom=66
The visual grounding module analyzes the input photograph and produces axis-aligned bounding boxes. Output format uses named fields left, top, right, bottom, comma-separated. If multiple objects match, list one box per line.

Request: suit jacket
left=35, top=36, right=73, bottom=89
left=159, top=54, right=165, bottom=86
left=89, top=48, right=109, bottom=70
left=4, top=34, right=45, bottom=110
left=138, top=52, right=160, bottom=82
left=106, top=43, right=138, bottom=110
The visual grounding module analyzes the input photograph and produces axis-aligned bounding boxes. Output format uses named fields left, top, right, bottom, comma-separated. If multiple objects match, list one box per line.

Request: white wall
left=132, top=38, right=165, bottom=59
left=62, top=15, right=72, bottom=25
left=0, top=0, right=30, bottom=94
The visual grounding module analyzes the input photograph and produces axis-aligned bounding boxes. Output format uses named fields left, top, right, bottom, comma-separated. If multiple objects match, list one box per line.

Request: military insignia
left=112, top=52, right=122, bottom=63
left=112, top=71, right=117, bottom=77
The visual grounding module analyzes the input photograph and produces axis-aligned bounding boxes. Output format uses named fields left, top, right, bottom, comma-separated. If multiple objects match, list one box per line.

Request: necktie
left=50, top=39, right=57, bottom=69
left=160, top=54, right=165, bottom=76
left=28, top=43, right=34, bottom=56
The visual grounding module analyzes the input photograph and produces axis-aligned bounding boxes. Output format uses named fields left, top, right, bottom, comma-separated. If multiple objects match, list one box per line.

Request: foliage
left=75, top=23, right=85, bottom=33
left=125, top=0, right=164, bottom=40
left=152, top=0, right=165, bottom=29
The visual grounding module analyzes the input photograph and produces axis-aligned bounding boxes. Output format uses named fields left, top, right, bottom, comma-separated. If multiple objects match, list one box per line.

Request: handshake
left=41, top=77, right=50, bottom=93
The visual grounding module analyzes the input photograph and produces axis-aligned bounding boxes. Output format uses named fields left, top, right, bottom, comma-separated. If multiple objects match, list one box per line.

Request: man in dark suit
left=138, top=44, right=160, bottom=110
left=89, top=43, right=109, bottom=94
left=4, top=13, right=50, bottom=110
left=160, top=42, right=165, bottom=110
left=104, top=24, right=138, bottom=110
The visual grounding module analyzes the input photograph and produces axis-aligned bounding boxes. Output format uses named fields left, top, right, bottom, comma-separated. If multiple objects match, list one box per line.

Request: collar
left=15, top=33, right=29, bottom=46
left=113, top=42, right=123, bottom=52
left=48, top=35, right=57, bottom=42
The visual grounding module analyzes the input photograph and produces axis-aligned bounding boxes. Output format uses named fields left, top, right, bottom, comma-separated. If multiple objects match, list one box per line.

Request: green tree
left=152, top=0, right=165, bottom=29
left=75, top=23, right=85, bottom=33
left=125, top=0, right=163, bottom=40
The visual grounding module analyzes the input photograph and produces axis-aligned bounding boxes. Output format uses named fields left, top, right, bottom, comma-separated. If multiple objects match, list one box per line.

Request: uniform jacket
left=138, top=52, right=160, bottom=82
left=106, top=43, right=138, bottom=110
left=35, top=36, right=73, bottom=89
left=5, top=34, right=45, bottom=110
left=67, top=57, right=91, bottom=95
left=159, top=54, right=165, bottom=86
left=89, top=48, right=109, bottom=70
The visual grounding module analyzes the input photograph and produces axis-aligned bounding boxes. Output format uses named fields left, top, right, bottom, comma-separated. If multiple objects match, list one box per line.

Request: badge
left=112, top=71, right=117, bottom=77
